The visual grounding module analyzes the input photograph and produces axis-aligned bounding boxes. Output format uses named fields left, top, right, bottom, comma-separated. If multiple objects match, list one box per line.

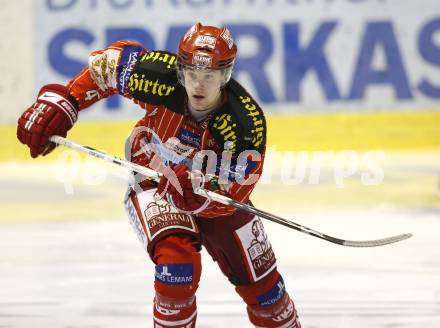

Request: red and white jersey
left=66, top=40, right=267, bottom=218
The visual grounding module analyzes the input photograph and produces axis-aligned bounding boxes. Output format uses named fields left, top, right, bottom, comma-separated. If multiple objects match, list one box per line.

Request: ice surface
left=1, top=151, right=439, bottom=327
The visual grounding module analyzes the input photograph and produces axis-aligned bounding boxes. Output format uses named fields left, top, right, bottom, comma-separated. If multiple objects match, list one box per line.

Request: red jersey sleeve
left=66, top=40, right=146, bottom=110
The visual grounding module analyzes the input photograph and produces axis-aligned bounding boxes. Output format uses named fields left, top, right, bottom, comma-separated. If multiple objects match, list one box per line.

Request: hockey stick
left=50, top=135, right=412, bottom=247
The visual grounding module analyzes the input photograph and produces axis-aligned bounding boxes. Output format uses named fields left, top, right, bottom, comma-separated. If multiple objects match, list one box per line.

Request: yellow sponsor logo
left=140, top=51, right=177, bottom=69
left=128, top=73, right=175, bottom=96
left=212, top=113, right=238, bottom=153
left=239, top=96, right=264, bottom=148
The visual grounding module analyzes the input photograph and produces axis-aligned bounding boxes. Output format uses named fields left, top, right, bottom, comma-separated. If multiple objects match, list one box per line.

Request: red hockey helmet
left=177, top=23, right=237, bottom=86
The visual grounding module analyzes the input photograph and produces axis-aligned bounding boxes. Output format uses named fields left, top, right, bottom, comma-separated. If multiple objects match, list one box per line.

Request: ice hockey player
left=17, top=22, right=301, bottom=327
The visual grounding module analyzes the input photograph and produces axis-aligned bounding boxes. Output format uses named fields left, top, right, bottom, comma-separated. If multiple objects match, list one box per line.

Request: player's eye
left=187, top=72, right=197, bottom=80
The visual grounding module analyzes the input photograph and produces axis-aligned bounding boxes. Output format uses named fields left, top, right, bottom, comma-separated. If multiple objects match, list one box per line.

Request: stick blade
left=342, top=233, right=412, bottom=247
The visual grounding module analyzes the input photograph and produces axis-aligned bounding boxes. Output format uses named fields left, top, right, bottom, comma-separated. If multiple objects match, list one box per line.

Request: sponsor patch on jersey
left=215, top=157, right=258, bottom=182
left=140, top=51, right=177, bottom=69
left=233, top=217, right=276, bottom=283
left=150, top=134, right=193, bottom=167
left=155, top=264, right=193, bottom=285
left=178, top=128, right=201, bottom=148
left=143, top=193, right=198, bottom=241
left=117, top=45, right=144, bottom=94
left=256, top=276, right=286, bottom=307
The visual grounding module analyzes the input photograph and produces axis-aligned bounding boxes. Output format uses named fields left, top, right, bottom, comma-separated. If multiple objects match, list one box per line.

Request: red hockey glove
left=157, top=164, right=209, bottom=213
left=17, top=84, right=78, bottom=158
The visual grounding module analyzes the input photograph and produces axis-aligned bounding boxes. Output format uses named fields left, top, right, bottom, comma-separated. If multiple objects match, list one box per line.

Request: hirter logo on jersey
left=194, top=35, right=217, bottom=49
left=192, top=54, right=212, bottom=67
left=212, top=113, right=238, bottom=154
left=234, top=217, right=276, bottom=282
left=239, top=95, right=265, bottom=149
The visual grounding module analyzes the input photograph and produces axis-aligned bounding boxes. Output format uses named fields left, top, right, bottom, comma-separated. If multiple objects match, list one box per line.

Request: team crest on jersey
left=234, top=217, right=276, bottom=282
left=89, top=49, right=119, bottom=90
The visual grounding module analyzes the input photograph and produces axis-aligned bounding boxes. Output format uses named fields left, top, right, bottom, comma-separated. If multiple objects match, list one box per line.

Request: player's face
left=183, top=68, right=224, bottom=111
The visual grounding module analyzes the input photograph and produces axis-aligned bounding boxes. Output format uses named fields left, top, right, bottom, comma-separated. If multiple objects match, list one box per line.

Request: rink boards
left=2, top=110, right=440, bottom=162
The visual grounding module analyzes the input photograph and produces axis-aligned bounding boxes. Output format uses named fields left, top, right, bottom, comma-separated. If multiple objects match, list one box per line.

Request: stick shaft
left=50, top=135, right=412, bottom=247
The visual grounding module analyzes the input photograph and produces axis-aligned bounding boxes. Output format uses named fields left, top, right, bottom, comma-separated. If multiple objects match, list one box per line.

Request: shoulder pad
left=128, top=50, right=185, bottom=111
left=208, top=79, right=266, bottom=155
